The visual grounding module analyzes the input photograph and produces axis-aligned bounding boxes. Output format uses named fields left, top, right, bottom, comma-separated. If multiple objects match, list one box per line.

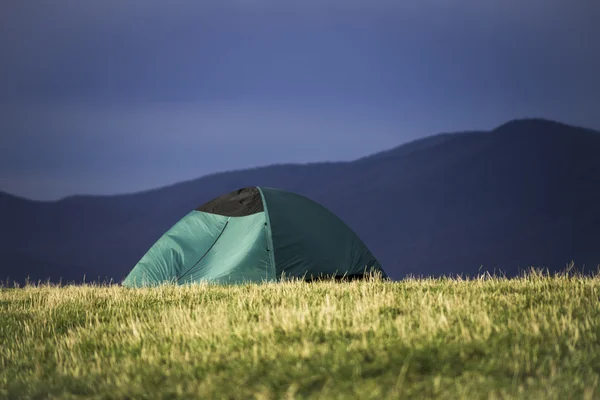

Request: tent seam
left=176, top=216, right=231, bottom=284
left=257, top=187, right=277, bottom=280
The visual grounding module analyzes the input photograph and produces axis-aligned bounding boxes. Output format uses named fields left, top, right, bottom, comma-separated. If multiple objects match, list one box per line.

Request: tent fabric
left=260, top=187, right=382, bottom=279
left=122, top=187, right=385, bottom=287
left=195, top=187, right=264, bottom=216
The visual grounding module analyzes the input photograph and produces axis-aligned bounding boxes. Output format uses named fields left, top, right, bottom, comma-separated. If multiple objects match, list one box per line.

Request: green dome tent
left=122, top=187, right=385, bottom=287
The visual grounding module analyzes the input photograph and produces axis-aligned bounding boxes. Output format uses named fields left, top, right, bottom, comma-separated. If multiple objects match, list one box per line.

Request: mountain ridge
left=1, top=117, right=599, bottom=284
left=1, top=117, right=595, bottom=203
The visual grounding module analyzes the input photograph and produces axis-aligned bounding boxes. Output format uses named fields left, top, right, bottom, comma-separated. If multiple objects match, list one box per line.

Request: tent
left=122, top=187, right=385, bottom=287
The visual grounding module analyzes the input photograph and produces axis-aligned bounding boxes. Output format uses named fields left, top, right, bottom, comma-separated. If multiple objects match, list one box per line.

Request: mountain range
left=1, top=118, right=599, bottom=284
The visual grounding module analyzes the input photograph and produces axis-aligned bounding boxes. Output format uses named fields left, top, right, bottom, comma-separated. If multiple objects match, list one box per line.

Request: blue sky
left=1, top=0, right=599, bottom=200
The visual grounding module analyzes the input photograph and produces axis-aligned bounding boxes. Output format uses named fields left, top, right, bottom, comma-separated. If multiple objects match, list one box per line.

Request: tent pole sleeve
left=257, top=187, right=277, bottom=280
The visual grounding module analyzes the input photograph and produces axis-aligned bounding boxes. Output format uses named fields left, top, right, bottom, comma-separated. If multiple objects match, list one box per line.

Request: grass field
left=1, top=271, right=599, bottom=399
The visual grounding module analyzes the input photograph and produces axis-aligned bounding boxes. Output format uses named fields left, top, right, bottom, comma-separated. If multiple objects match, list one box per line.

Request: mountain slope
left=1, top=118, right=599, bottom=283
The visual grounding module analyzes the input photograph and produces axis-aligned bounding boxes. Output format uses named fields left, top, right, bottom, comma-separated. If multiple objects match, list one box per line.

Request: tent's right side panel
left=259, top=187, right=385, bottom=280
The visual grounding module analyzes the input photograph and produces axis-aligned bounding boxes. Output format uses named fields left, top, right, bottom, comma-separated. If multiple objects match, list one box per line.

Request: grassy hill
left=1, top=271, right=599, bottom=399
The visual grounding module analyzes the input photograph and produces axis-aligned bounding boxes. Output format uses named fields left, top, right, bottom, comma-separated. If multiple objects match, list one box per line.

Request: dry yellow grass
left=1, top=271, right=599, bottom=399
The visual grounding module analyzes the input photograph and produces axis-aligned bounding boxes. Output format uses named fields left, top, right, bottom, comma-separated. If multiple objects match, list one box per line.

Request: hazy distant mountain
left=1, top=118, right=599, bottom=284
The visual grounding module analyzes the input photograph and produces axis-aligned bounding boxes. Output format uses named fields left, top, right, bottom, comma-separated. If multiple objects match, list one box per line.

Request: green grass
left=1, top=272, right=599, bottom=399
